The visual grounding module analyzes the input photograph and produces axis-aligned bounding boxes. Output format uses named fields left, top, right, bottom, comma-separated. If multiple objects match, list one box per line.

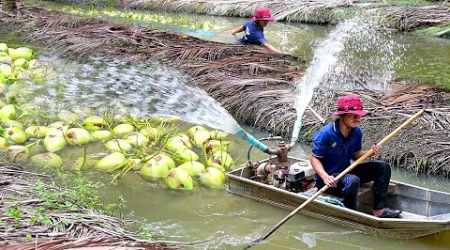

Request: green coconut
left=210, top=130, right=229, bottom=140
left=189, top=127, right=211, bottom=148
left=140, top=126, right=165, bottom=140
left=44, top=128, right=67, bottom=152
left=8, top=47, right=33, bottom=61
left=125, top=132, right=148, bottom=147
left=140, top=156, right=172, bottom=180
left=105, top=139, right=132, bottom=152
left=25, top=126, right=48, bottom=139
left=3, top=120, right=24, bottom=129
left=128, top=158, right=143, bottom=171
left=0, top=55, right=12, bottom=65
left=0, top=104, right=16, bottom=121
left=164, top=168, right=193, bottom=190
left=172, top=148, right=199, bottom=163
left=94, top=152, right=128, bottom=171
left=142, top=153, right=175, bottom=169
left=204, top=140, right=231, bottom=153
left=0, top=64, right=12, bottom=78
left=206, top=151, right=234, bottom=172
left=0, top=137, right=8, bottom=150
left=165, top=135, right=192, bottom=152
left=90, top=130, right=112, bottom=142
left=0, top=83, right=6, bottom=94
left=0, top=43, right=7, bottom=52
left=65, top=128, right=91, bottom=145
left=4, top=127, right=28, bottom=144
left=82, top=115, right=104, bottom=130
left=112, top=123, right=135, bottom=137
left=30, top=152, right=63, bottom=168
left=72, top=157, right=98, bottom=171
left=199, top=167, right=226, bottom=189
left=7, top=145, right=29, bottom=162
left=178, top=161, right=205, bottom=177
left=57, top=110, right=79, bottom=124
left=13, top=58, right=29, bottom=69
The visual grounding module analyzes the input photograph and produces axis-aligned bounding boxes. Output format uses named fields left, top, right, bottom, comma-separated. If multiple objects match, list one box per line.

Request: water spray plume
left=291, top=17, right=403, bottom=142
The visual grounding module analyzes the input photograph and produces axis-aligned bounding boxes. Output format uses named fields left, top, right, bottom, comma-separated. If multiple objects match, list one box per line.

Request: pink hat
left=333, top=95, right=369, bottom=117
left=251, top=7, right=276, bottom=21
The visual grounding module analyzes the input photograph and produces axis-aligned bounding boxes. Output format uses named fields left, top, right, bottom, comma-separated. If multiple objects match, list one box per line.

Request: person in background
left=310, top=95, right=402, bottom=218
left=231, top=7, right=284, bottom=54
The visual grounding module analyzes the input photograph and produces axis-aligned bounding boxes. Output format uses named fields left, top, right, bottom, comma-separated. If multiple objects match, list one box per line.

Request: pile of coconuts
left=0, top=42, right=232, bottom=191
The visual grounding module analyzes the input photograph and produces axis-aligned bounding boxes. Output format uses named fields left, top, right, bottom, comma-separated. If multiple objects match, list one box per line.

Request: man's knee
left=376, top=161, right=391, bottom=177
left=342, top=175, right=360, bottom=194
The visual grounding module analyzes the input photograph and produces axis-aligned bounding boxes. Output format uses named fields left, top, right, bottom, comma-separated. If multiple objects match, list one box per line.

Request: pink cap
left=251, top=7, right=276, bottom=21
left=333, top=95, right=369, bottom=117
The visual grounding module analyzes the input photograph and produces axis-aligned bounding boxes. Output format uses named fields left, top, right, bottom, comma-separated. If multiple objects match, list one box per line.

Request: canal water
left=3, top=3, right=450, bottom=250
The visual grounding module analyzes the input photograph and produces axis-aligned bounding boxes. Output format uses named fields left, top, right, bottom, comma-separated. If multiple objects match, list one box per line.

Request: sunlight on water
left=292, top=17, right=404, bottom=140
left=23, top=57, right=242, bottom=133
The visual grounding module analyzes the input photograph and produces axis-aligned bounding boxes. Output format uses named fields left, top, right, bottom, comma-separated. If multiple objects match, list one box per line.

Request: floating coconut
left=139, top=154, right=176, bottom=180
left=82, top=115, right=104, bottom=130
left=0, top=104, right=16, bottom=121
left=4, top=127, right=28, bottom=144
left=142, top=153, right=175, bottom=169
left=188, top=126, right=210, bottom=148
left=199, top=167, right=226, bottom=188
left=0, top=137, right=8, bottom=150
left=165, top=135, right=192, bottom=152
left=25, top=125, right=48, bottom=139
left=44, top=127, right=67, bottom=152
left=204, top=139, right=230, bottom=154
left=72, top=157, right=98, bottom=171
left=6, top=145, right=30, bottom=162
left=30, top=152, right=63, bottom=168
left=178, top=161, right=205, bottom=177
left=90, top=130, right=112, bottom=142
left=210, top=130, right=229, bottom=140
left=8, top=47, right=33, bottom=61
left=13, top=58, right=29, bottom=69
left=125, top=132, right=148, bottom=147
left=3, top=120, right=24, bottom=129
left=65, top=128, right=91, bottom=145
left=128, top=158, right=143, bottom=171
left=94, top=152, right=128, bottom=172
left=105, top=139, right=132, bottom=152
left=112, top=123, right=135, bottom=137
left=164, top=168, right=193, bottom=191
left=206, top=151, right=234, bottom=172
left=172, top=148, right=199, bottom=163
left=0, top=43, right=7, bottom=52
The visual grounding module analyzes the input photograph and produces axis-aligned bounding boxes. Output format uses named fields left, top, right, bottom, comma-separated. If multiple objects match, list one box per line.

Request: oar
left=242, top=109, right=425, bottom=250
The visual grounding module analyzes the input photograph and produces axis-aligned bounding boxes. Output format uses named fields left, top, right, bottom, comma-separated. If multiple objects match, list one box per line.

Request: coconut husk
left=0, top=7, right=449, bottom=176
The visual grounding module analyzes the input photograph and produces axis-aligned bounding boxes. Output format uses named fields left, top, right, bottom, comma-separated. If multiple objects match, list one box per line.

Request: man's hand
left=322, top=174, right=337, bottom=187
left=371, top=144, right=382, bottom=156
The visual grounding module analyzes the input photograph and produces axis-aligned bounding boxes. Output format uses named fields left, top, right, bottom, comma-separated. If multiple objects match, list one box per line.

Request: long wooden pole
left=242, top=109, right=425, bottom=250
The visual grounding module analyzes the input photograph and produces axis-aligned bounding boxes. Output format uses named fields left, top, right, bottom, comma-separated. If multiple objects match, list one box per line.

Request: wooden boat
left=226, top=156, right=450, bottom=239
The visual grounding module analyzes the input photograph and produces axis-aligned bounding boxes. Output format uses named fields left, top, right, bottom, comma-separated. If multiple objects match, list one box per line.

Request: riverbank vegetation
left=0, top=162, right=180, bottom=248
left=1, top=6, right=448, bottom=177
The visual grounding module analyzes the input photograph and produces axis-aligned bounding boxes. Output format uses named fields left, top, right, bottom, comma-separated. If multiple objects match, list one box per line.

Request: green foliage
left=331, top=7, right=360, bottom=23
left=413, top=25, right=450, bottom=38
left=5, top=207, right=22, bottom=220
left=381, top=0, right=429, bottom=7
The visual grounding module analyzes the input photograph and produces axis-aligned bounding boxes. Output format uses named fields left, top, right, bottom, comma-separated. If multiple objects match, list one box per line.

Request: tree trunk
left=3, top=0, right=17, bottom=12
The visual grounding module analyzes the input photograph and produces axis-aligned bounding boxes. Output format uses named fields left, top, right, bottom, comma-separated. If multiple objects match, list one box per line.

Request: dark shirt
left=312, top=119, right=362, bottom=185
left=238, top=21, right=266, bottom=46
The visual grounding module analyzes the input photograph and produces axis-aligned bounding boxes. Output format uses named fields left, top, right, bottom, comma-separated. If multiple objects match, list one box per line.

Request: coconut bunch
left=138, top=125, right=233, bottom=191
left=0, top=42, right=50, bottom=86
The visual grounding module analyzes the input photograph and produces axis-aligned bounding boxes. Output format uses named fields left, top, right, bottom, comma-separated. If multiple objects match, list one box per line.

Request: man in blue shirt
left=231, top=7, right=283, bottom=54
left=310, top=95, right=401, bottom=218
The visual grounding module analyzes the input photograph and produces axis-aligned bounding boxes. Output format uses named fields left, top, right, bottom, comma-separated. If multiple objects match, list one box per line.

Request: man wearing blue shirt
left=231, top=7, right=283, bottom=54
left=310, top=95, right=402, bottom=218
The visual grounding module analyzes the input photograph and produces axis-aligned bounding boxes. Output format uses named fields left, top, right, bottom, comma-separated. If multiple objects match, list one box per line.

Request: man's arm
left=353, top=144, right=382, bottom=160
left=262, top=43, right=283, bottom=54
left=310, top=156, right=337, bottom=187
left=231, top=26, right=244, bottom=37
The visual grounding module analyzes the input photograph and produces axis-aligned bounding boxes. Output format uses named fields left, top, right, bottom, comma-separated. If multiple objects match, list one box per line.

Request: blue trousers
left=317, top=161, right=391, bottom=210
